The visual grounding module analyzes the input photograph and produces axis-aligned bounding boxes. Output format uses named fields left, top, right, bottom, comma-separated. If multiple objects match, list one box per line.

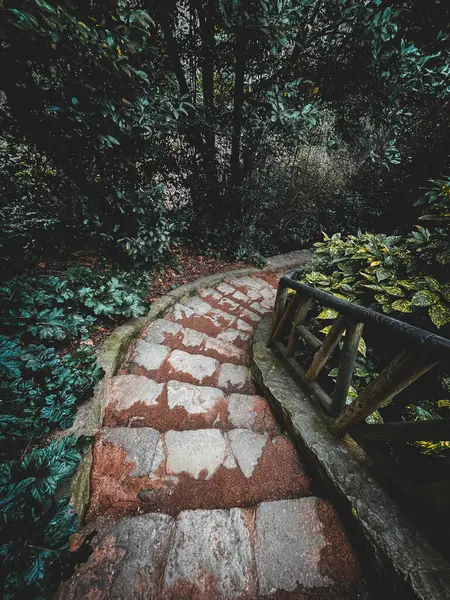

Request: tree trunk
left=229, top=27, right=247, bottom=217
left=153, top=0, right=220, bottom=213
left=194, top=0, right=220, bottom=209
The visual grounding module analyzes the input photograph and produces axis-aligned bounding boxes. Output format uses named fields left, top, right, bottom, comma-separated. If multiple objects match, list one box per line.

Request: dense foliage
left=299, top=178, right=450, bottom=453
left=0, top=265, right=149, bottom=599
left=1, top=0, right=450, bottom=596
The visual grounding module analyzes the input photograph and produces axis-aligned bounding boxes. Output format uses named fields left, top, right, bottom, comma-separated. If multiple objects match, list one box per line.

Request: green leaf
left=391, top=299, right=413, bottom=313
left=375, top=267, right=392, bottom=282
left=317, top=308, right=339, bottom=320
left=358, top=337, right=367, bottom=357
left=411, top=290, right=439, bottom=307
left=429, top=303, right=450, bottom=328
left=135, top=70, right=150, bottom=84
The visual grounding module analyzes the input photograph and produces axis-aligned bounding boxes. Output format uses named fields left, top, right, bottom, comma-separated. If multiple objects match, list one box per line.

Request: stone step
left=198, top=287, right=263, bottom=324
left=165, top=299, right=255, bottom=337
left=58, top=498, right=367, bottom=600
left=105, top=375, right=280, bottom=433
left=88, top=426, right=311, bottom=518
left=141, top=319, right=247, bottom=365
left=122, top=344, right=255, bottom=393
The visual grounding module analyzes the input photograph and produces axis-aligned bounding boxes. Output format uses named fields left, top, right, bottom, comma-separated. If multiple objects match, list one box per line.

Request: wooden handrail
left=268, top=272, right=450, bottom=441
left=278, top=274, right=450, bottom=358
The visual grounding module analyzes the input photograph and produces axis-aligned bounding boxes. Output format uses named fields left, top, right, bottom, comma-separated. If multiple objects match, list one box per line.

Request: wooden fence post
left=305, top=315, right=346, bottom=380
left=268, top=287, right=288, bottom=341
left=286, top=294, right=311, bottom=356
left=331, top=322, right=364, bottom=414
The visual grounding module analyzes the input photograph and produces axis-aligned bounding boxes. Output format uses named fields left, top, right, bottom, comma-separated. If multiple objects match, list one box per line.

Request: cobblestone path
left=59, top=271, right=372, bottom=600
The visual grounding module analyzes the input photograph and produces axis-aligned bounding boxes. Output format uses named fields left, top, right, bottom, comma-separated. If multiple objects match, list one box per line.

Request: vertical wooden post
left=331, top=322, right=364, bottom=414
left=286, top=294, right=311, bottom=356
left=305, top=315, right=346, bottom=380
left=269, top=292, right=300, bottom=343
left=268, top=286, right=288, bottom=341
left=331, top=349, right=439, bottom=436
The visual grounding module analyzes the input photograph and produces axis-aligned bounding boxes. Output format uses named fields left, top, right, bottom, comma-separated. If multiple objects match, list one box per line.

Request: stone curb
left=250, top=317, right=450, bottom=600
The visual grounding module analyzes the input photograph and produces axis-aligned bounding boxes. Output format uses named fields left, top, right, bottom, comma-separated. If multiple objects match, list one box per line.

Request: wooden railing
left=268, top=269, right=450, bottom=441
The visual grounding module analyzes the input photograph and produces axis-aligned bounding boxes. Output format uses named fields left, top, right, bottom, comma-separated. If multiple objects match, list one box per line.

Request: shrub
left=298, top=178, right=450, bottom=453
left=0, top=264, right=151, bottom=597
left=0, top=436, right=90, bottom=600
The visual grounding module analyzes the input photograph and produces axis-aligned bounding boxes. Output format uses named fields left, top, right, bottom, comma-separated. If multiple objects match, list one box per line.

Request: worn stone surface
left=228, top=429, right=268, bottom=477
left=57, top=514, right=174, bottom=600
left=217, top=329, right=251, bottom=346
left=218, top=363, right=251, bottom=392
left=133, top=339, right=170, bottom=371
left=216, top=281, right=236, bottom=295
left=168, top=349, right=218, bottom=384
left=101, top=427, right=164, bottom=477
left=228, top=394, right=257, bottom=429
left=143, top=318, right=182, bottom=344
left=236, top=319, right=254, bottom=333
left=167, top=381, right=224, bottom=413
left=183, top=296, right=214, bottom=315
left=163, top=508, right=255, bottom=599
left=165, top=429, right=227, bottom=479
left=255, top=497, right=333, bottom=594
left=108, top=374, right=164, bottom=410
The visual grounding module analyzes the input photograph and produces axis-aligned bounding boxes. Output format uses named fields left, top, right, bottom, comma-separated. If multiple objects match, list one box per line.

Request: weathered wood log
left=269, top=292, right=299, bottom=343
left=350, top=418, right=450, bottom=442
left=331, top=322, right=364, bottom=414
left=331, top=349, right=439, bottom=436
left=305, top=316, right=346, bottom=381
left=286, top=294, right=311, bottom=356
left=273, top=341, right=333, bottom=413
left=296, top=325, right=322, bottom=352
left=268, top=287, right=288, bottom=341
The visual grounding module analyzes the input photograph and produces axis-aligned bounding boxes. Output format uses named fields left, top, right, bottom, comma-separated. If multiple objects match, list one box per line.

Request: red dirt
left=88, top=435, right=312, bottom=520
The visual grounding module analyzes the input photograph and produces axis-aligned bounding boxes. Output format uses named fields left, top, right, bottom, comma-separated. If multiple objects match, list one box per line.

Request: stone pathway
left=59, top=271, right=372, bottom=599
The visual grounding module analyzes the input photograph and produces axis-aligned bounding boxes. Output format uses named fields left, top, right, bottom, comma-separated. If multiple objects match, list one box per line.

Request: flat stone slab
left=228, top=429, right=268, bottom=477
left=167, top=381, right=225, bottom=414
left=218, top=363, right=252, bottom=392
left=163, top=508, right=255, bottom=599
left=143, top=318, right=182, bottom=344
left=108, top=374, right=164, bottom=410
left=101, top=427, right=164, bottom=477
left=263, top=249, right=313, bottom=271
left=168, top=349, right=218, bottom=384
left=56, top=513, right=174, bottom=600
left=255, top=497, right=332, bottom=593
left=228, top=393, right=257, bottom=429
left=165, top=429, right=228, bottom=479
left=133, top=339, right=170, bottom=371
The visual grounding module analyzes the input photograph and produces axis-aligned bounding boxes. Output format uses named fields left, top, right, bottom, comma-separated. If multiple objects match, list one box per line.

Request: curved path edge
left=250, top=317, right=450, bottom=600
